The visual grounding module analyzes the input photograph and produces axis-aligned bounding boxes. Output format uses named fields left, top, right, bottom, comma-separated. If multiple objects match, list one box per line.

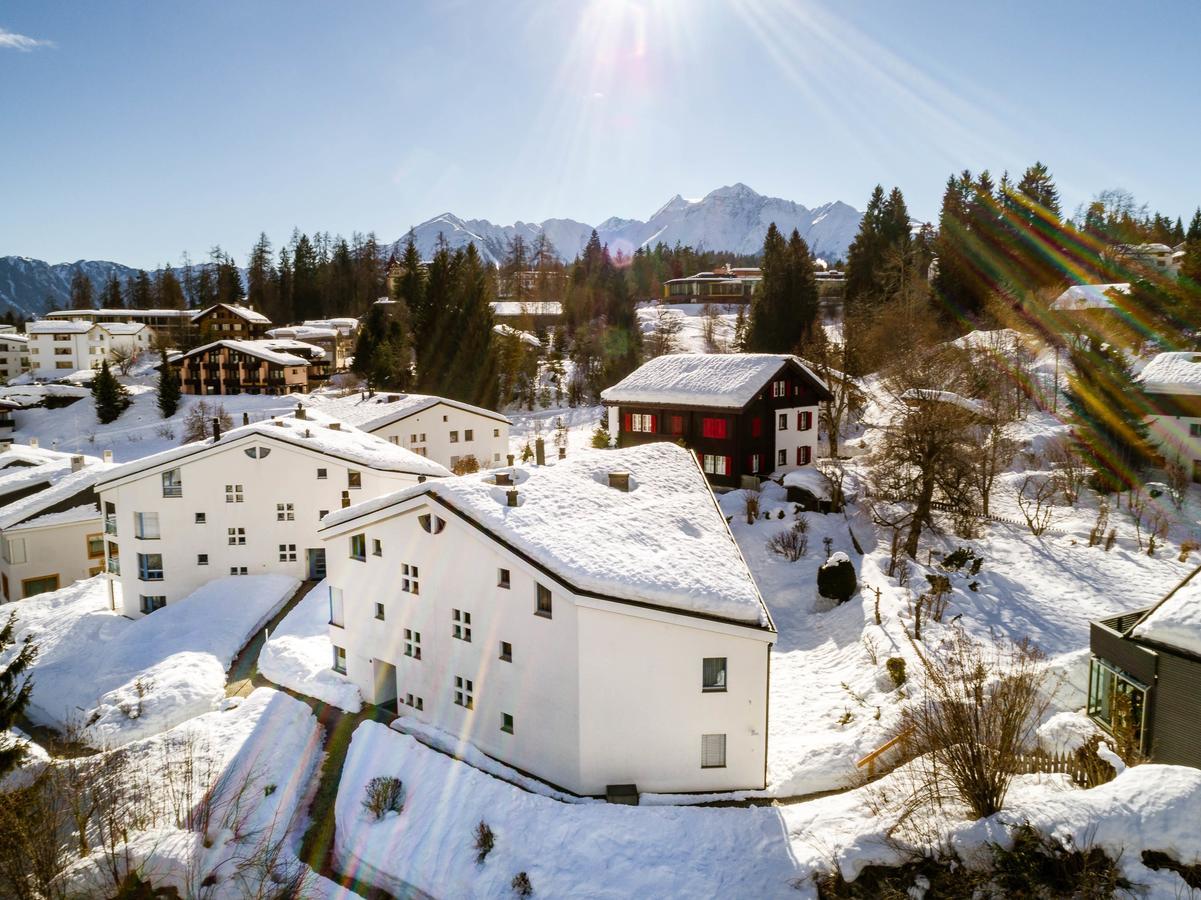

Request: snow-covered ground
left=636, top=301, right=742, bottom=353
left=259, top=579, right=362, bottom=712
left=1, top=574, right=297, bottom=746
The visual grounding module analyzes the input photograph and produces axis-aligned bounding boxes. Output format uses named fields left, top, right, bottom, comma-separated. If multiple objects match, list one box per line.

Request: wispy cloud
left=0, top=27, right=55, bottom=51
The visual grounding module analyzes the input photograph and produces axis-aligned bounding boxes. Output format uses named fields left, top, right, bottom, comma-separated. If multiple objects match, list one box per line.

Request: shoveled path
left=225, top=578, right=316, bottom=700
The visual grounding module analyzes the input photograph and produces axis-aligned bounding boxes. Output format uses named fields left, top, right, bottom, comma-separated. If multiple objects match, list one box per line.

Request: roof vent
left=243, top=412, right=250, bottom=425
left=28, top=438, right=37, bottom=448
left=295, top=404, right=307, bottom=420
left=494, top=472, right=512, bottom=486
left=212, top=418, right=221, bottom=441
left=328, top=422, right=341, bottom=431
left=304, top=428, right=312, bottom=438
left=608, top=471, right=630, bottom=492
left=507, top=453, right=515, bottom=467
left=506, top=489, right=519, bottom=507
left=71, top=454, right=85, bottom=472
left=103, top=450, right=113, bottom=463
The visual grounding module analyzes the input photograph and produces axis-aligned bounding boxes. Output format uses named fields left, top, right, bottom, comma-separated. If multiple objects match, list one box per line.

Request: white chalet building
left=1137, top=352, right=1201, bottom=481
left=96, top=412, right=449, bottom=617
left=27, top=320, right=154, bottom=375
left=307, top=393, right=512, bottom=472
left=0, top=333, right=30, bottom=382
left=321, top=442, right=776, bottom=796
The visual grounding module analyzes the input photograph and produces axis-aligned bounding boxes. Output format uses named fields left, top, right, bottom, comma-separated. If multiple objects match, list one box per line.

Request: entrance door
left=307, top=548, right=326, bottom=580
left=372, top=660, right=398, bottom=710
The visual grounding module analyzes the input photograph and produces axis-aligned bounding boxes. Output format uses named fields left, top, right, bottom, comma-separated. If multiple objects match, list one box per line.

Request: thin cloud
left=0, top=27, right=55, bottom=51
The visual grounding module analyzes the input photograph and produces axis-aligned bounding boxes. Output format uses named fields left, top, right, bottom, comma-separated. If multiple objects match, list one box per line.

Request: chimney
left=388, top=394, right=400, bottom=403
left=506, top=489, right=519, bottom=507
left=103, top=450, right=113, bottom=464
left=28, top=437, right=37, bottom=449
left=535, top=437, right=545, bottom=466
left=506, top=454, right=515, bottom=467
left=558, top=447, right=566, bottom=460
left=71, top=454, right=85, bottom=472
left=608, top=471, right=631, bottom=492
left=328, top=422, right=341, bottom=431
left=341, top=490, right=351, bottom=509
left=211, top=417, right=221, bottom=441
left=242, top=412, right=250, bottom=425
left=495, top=472, right=512, bottom=486
left=295, top=404, right=307, bottom=420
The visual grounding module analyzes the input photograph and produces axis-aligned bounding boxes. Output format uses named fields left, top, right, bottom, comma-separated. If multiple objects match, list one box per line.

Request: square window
left=453, top=608, right=472, bottom=642
left=161, top=469, right=183, bottom=498
left=225, top=483, right=244, bottom=503
left=134, top=512, right=160, bottom=539
left=348, top=470, right=362, bottom=489
left=276, top=503, right=295, bottom=521
left=454, top=676, right=474, bottom=709
left=465, top=429, right=474, bottom=442
left=535, top=583, right=552, bottom=618
left=404, top=628, right=422, bottom=660
left=372, top=539, right=382, bottom=556
left=317, top=467, right=327, bottom=479
left=701, top=733, right=727, bottom=768
left=449, top=431, right=459, bottom=443
left=501, top=713, right=514, bottom=734
left=194, top=512, right=206, bottom=524
left=228, top=527, right=246, bottom=546
left=197, top=553, right=209, bottom=566
left=500, top=641, right=512, bottom=662
left=703, top=657, right=728, bottom=692
left=498, top=568, right=511, bottom=589
left=137, top=553, right=163, bottom=581
left=319, top=509, right=329, bottom=520
left=375, top=602, right=385, bottom=620
left=279, top=543, right=297, bottom=562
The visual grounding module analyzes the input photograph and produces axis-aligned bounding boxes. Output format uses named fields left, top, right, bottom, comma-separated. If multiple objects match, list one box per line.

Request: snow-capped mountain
left=0, top=257, right=142, bottom=318
left=389, top=183, right=861, bottom=266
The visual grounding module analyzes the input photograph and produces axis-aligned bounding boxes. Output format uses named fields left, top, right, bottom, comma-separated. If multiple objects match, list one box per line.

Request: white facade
left=770, top=404, right=820, bottom=471
left=27, top=320, right=154, bottom=374
left=0, top=335, right=30, bottom=382
left=321, top=444, right=774, bottom=795
left=96, top=417, right=448, bottom=617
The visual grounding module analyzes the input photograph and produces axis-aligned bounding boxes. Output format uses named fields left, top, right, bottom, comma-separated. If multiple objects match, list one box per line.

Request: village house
left=0, top=450, right=113, bottom=601
left=95, top=411, right=448, bottom=617
left=1137, top=352, right=1201, bottom=481
left=307, top=393, right=512, bottom=471
left=489, top=300, right=563, bottom=333
left=170, top=339, right=318, bottom=395
left=265, top=325, right=347, bottom=373
left=1088, top=575, right=1201, bottom=768
left=601, top=353, right=832, bottom=489
left=661, top=266, right=762, bottom=303
left=192, top=303, right=272, bottom=340
left=26, top=320, right=154, bottom=375
left=0, top=333, right=30, bottom=382
left=320, top=442, right=775, bottom=796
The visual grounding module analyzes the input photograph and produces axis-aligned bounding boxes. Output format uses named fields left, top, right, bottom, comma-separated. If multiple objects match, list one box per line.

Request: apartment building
left=170, top=340, right=317, bottom=395
left=0, top=334, right=30, bottom=382
left=26, top=320, right=154, bottom=375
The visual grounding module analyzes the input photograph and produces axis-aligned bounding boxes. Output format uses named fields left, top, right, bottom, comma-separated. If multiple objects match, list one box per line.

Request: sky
left=2, top=0, right=1199, bottom=269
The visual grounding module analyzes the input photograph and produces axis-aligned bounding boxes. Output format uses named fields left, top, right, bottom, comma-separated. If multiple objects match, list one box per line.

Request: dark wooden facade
left=606, top=359, right=831, bottom=489
left=171, top=344, right=309, bottom=396
left=193, top=304, right=271, bottom=340
left=1090, top=610, right=1201, bottom=769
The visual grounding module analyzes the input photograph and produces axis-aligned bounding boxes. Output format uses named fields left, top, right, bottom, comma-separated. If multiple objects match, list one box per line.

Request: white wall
left=28, top=329, right=90, bottom=374
left=1, top=517, right=102, bottom=601
left=100, top=436, right=424, bottom=617
left=0, top=339, right=30, bottom=381
left=367, top=403, right=510, bottom=471
left=772, top=404, right=821, bottom=472
left=325, top=495, right=771, bottom=795
left=1146, top=413, right=1201, bottom=478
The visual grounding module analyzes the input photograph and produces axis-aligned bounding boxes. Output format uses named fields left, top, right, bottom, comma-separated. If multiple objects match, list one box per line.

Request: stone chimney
left=341, top=490, right=351, bottom=509
left=535, top=437, right=545, bottom=466
left=211, top=418, right=221, bottom=441
left=102, top=450, right=113, bottom=464
left=494, top=472, right=512, bottom=486
left=71, top=454, right=85, bottom=472
left=506, top=489, right=519, bottom=507
left=608, top=471, right=631, bottom=492
left=242, top=412, right=250, bottom=425
left=295, top=404, right=307, bottom=420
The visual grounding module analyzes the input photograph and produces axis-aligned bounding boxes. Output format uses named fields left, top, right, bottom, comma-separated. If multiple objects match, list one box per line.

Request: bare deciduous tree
left=645, top=305, right=684, bottom=358
left=1016, top=473, right=1057, bottom=536
left=799, top=328, right=864, bottom=459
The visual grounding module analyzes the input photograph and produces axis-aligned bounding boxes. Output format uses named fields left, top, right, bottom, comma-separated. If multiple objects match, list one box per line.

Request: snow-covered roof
left=321, top=443, right=772, bottom=627
left=259, top=338, right=327, bottom=360
left=0, top=334, right=29, bottom=345
left=1137, top=352, right=1201, bottom=396
left=95, top=322, right=147, bottom=336
left=194, top=303, right=271, bottom=324
left=266, top=326, right=339, bottom=341
left=493, top=324, right=541, bottom=347
left=490, top=301, right=563, bottom=317
left=45, top=308, right=195, bottom=319
left=97, top=413, right=450, bottom=488
left=1130, top=573, right=1201, bottom=657
left=781, top=467, right=834, bottom=500
left=0, top=384, right=91, bottom=407
left=1050, top=283, right=1131, bottom=312
left=900, top=388, right=986, bottom=415
left=306, top=392, right=511, bottom=429
left=600, top=353, right=831, bottom=409
left=175, top=340, right=310, bottom=367
left=0, top=462, right=114, bottom=530
left=27, top=320, right=92, bottom=334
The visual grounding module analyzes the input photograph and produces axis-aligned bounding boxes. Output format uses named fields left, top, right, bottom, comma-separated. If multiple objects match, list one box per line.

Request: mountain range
left=0, top=184, right=860, bottom=318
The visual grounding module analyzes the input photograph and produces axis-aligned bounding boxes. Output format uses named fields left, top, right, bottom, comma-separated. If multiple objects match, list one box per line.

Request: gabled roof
left=600, top=353, right=832, bottom=409
left=306, top=392, right=511, bottom=429
left=173, top=339, right=310, bottom=367
left=320, top=443, right=773, bottom=629
left=96, top=413, right=450, bottom=489
left=1137, top=352, right=1201, bottom=396
left=1050, top=283, right=1131, bottom=312
left=0, top=462, right=114, bottom=530
left=193, top=303, right=271, bottom=325
left=95, top=322, right=148, bottom=336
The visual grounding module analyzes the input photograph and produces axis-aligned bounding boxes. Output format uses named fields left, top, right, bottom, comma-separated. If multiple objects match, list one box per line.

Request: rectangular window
left=701, top=417, right=728, bottom=439
left=316, top=467, right=327, bottom=479
left=501, top=713, right=514, bottom=734
left=228, top=527, right=246, bottom=546
left=319, top=510, right=329, bottom=520
left=194, top=512, right=206, bottom=524
left=748, top=453, right=761, bottom=474
left=332, top=645, right=347, bottom=674
left=449, top=430, right=459, bottom=443
left=372, top=539, right=382, bottom=557
left=703, top=657, right=728, bottom=692
left=86, top=533, right=105, bottom=559
left=777, top=449, right=787, bottom=467
left=404, top=693, right=424, bottom=710
left=454, top=676, right=474, bottom=709
left=350, top=534, right=366, bottom=561
left=797, top=445, right=812, bottom=466
left=347, top=470, right=362, bottom=489
left=465, top=429, right=474, bottom=441
left=140, top=595, right=167, bottom=614
left=230, top=566, right=248, bottom=575
left=1087, top=658, right=1148, bottom=754
left=404, top=628, right=422, bottom=660
left=702, top=454, right=731, bottom=476
left=134, top=512, right=160, bottom=540
left=701, top=733, right=727, bottom=768
left=225, top=483, right=244, bottom=503
left=500, top=641, right=512, bottom=662
left=137, top=553, right=163, bottom=581
left=279, top=543, right=297, bottom=562
left=771, top=379, right=786, bottom=398
left=536, top=583, right=552, bottom=618
left=161, top=468, right=182, bottom=498
left=630, top=413, right=657, bottom=433
left=498, top=568, right=511, bottom=589
left=453, top=609, right=472, bottom=642
left=197, top=553, right=209, bottom=566
left=493, top=428, right=500, bottom=438
left=777, top=413, right=788, bottom=431
left=402, top=563, right=419, bottom=594
left=1189, top=423, right=1201, bottom=438
left=797, top=410, right=813, bottom=431
left=21, top=574, right=59, bottom=598
left=375, top=602, right=385, bottom=620
left=276, top=503, right=295, bottom=521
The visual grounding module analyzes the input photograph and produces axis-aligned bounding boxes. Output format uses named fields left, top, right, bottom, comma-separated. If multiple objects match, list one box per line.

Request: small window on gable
left=244, top=446, right=272, bottom=459
left=317, top=468, right=328, bottom=479
left=535, top=583, right=552, bottom=618
left=195, top=512, right=206, bottom=524
left=419, top=514, right=446, bottom=535
left=347, top=470, right=362, bottom=489
left=372, top=539, right=382, bottom=556
left=498, top=568, right=511, bottom=589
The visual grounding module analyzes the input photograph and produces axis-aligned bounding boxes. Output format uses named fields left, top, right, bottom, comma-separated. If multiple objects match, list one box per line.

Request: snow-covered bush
left=362, top=776, right=403, bottom=820
left=817, top=552, right=857, bottom=603
left=473, top=820, right=495, bottom=865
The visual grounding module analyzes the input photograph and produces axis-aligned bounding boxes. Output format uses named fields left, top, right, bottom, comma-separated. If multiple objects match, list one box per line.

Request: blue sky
left=2, top=1, right=1198, bottom=268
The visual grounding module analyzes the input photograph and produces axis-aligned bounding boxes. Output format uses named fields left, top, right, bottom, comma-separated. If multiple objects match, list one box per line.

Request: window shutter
left=649, top=414, right=657, bottom=433
left=751, top=417, right=762, bottom=438
left=723, top=456, right=732, bottom=476
left=622, top=413, right=631, bottom=433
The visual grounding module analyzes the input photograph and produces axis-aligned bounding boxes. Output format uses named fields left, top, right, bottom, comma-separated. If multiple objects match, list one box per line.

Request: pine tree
left=844, top=186, right=885, bottom=304
left=91, top=359, right=131, bottom=424
left=1188, top=209, right=1201, bottom=242
left=69, top=267, right=95, bottom=308
left=352, top=301, right=413, bottom=391
left=292, top=234, right=321, bottom=321
left=416, top=236, right=456, bottom=393
left=746, top=223, right=790, bottom=352
left=1065, top=344, right=1152, bottom=493
left=156, top=350, right=181, bottom=418
left=155, top=264, right=186, bottom=310
left=443, top=244, right=500, bottom=407
left=0, top=612, right=37, bottom=778
left=246, top=233, right=276, bottom=315
left=128, top=269, right=153, bottom=309
left=275, top=246, right=294, bottom=323
left=99, top=272, right=123, bottom=308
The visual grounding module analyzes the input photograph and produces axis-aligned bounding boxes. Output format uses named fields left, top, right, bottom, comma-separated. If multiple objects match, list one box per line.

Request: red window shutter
left=796, top=447, right=802, bottom=466
left=751, top=417, right=762, bottom=438
left=724, top=456, right=733, bottom=476
left=702, top=417, right=727, bottom=439
left=623, top=413, right=631, bottom=433
left=672, top=415, right=685, bottom=435
left=648, top=415, right=657, bottom=433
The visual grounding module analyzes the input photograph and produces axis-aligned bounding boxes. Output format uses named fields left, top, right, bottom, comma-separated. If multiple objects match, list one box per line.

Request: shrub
left=941, top=546, right=983, bottom=573
left=885, top=657, right=906, bottom=688
left=590, top=422, right=611, bottom=449
left=473, top=820, right=495, bottom=865
left=742, top=489, right=760, bottom=525
left=990, top=824, right=1132, bottom=897
left=511, top=871, right=533, bottom=896
left=766, top=526, right=808, bottom=561
left=817, top=552, right=857, bottom=603
left=451, top=454, right=481, bottom=476
left=361, top=776, right=403, bottom=820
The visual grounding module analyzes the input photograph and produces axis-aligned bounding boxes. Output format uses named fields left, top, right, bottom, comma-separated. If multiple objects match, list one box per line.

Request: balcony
left=104, top=515, right=118, bottom=536
left=106, top=557, right=121, bottom=576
